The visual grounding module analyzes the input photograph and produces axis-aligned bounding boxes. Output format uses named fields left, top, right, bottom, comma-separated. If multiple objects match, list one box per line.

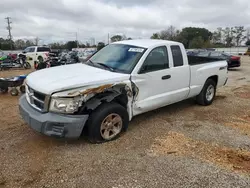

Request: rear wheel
left=196, top=79, right=216, bottom=106
left=38, top=56, right=44, bottom=63
left=87, top=103, right=129, bottom=143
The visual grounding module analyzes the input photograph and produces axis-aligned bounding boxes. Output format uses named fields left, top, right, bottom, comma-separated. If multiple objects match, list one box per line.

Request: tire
left=87, top=102, right=129, bottom=143
left=38, top=56, right=44, bottom=63
left=20, top=85, right=25, bottom=93
left=10, top=88, right=19, bottom=96
left=24, top=62, right=31, bottom=69
left=0, top=86, right=8, bottom=93
left=196, top=79, right=216, bottom=106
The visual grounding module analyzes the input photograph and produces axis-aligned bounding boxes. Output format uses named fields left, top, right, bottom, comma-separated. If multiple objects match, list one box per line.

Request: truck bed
left=188, top=55, right=224, bottom=65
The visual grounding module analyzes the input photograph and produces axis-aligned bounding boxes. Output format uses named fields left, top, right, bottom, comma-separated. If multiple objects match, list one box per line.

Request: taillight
left=231, top=56, right=240, bottom=60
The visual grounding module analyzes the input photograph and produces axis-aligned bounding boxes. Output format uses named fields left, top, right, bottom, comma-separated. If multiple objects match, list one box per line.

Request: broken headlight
left=49, top=97, right=82, bottom=114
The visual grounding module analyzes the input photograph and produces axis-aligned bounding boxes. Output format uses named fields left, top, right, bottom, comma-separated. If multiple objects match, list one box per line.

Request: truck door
left=24, top=47, right=36, bottom=64
left=166, top=45, right=190, bottom=102
left=131, top=45, right=190, bottom=116
left=131, top=46, right=174, bottom=115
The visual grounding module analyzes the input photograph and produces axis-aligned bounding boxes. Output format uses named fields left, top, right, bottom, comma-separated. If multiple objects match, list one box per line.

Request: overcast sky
left=0, top=0, right=249, bottom=44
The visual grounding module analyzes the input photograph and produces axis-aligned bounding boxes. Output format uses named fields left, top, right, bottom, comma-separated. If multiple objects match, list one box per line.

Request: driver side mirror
left=22, top=51, right=26, bottom=54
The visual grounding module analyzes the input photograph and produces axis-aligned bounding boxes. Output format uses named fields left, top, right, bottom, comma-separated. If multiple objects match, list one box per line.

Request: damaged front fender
left=53, top=82, right=135, bottom=120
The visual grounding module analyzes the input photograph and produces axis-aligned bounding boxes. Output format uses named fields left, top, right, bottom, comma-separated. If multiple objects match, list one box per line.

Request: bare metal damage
left=67, top=82, right=139, bottom=120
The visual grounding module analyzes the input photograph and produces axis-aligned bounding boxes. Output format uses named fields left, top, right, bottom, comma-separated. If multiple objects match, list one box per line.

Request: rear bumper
left=19, top=95, right=89, bottom=138
left=228, top=61, right=241, bottom=68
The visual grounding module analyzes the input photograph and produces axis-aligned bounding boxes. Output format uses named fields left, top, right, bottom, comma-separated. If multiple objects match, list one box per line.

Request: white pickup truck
left=19, top=40, right=228, bottom=143
left=22, top=46, right=51, bottom=66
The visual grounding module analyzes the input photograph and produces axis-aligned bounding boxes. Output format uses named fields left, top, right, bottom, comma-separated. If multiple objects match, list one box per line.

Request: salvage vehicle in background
left=196, top=51, right=241, bottom=68
left=19, top=39, right=228, bottom=143
left=0, top=54, right=31, bottom=70
left=22, top=46, right=51, bottom=67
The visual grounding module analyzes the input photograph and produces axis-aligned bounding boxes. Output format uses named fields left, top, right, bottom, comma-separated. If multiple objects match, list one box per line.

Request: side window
left=37, top=47, right=50, bottom=52
left=210, top=52, right=221, bottom=57
left=37, top=47, right=42, bottom=52
left=140, top=46, right=169, bottom=73
left=171, top=45, right=184, bottom=67
left=28, top=47, right=35, bottom=53
left=197, top=51, right=210, bottom=57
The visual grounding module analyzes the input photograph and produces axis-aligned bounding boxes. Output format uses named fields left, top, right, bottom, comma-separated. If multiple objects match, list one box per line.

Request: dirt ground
left=0, top=57, right=250, bottom=188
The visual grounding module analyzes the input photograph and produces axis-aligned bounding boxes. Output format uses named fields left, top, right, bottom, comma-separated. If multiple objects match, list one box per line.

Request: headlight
left=49, top=97, right=82, bottom=114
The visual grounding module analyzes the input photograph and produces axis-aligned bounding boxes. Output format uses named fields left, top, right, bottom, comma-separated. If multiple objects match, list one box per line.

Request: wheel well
left=37, top=56, right=43, bottom=61
left=112, top=93, right=128, bottom=109
left=79, top=91, right=128, bottom=115
left=207, top=75, right=218, bottom=86
left=80, top=92, right=128, bottom=136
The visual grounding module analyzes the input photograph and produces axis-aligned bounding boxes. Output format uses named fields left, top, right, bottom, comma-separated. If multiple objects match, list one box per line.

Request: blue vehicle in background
left=0, top=75, right=27, bottom=96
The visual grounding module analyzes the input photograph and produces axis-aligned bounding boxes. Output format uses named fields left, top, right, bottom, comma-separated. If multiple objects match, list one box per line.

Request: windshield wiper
left=96, top=63, right=115, bottom=72
left=88, top=59, right=94, bottom=64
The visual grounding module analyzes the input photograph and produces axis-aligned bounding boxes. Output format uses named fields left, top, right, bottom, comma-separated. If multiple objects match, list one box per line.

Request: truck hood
left=26, top=63, right=130, bottom=95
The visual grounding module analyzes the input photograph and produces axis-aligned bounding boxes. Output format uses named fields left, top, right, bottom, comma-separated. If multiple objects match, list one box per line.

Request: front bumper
left=19, top=95, right=89, bottom=138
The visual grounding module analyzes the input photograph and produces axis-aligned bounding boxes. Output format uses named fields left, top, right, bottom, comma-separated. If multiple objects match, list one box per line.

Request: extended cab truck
left=22, top=46, right=51, bottom=67
left=19, top=40, right=228, bottom=143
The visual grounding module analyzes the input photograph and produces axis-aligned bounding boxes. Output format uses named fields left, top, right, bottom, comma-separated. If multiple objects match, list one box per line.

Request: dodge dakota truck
left=19, top=40, right=228, bottom=143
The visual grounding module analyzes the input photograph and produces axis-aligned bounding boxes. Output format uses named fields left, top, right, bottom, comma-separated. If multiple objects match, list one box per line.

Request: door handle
left=162, top=75, right=171, bottom=80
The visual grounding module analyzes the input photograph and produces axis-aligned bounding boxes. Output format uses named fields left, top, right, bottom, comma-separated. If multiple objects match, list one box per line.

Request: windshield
left=23, top=47, right=35, bottom=53
left=89, top=44, right=146, bottom=74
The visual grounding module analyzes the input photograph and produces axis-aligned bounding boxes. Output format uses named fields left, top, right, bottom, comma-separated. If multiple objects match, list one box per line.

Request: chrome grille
left=26, top=84, right=49, bottom=112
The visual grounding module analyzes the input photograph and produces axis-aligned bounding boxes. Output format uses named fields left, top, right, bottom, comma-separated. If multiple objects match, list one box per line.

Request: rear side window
left=37, top=47, right=50, bottom=52
left=171, top=45, right=184, bottom=67
left=210, top=51, right=222, bottom=57
left=197, top=51, right=210, bottom=57
left=140, top=46, right=169, bottom=73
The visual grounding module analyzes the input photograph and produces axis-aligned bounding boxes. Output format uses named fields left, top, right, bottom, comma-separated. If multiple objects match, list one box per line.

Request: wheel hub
left=100, top=113, right=122, bottom=140
left=206, top=85, right=215, bottom=101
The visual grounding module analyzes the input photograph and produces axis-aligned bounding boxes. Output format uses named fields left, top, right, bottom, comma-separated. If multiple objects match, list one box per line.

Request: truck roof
left=27, top=46, right=50, bottom=48
left=114, top=39, right=182, bottom=48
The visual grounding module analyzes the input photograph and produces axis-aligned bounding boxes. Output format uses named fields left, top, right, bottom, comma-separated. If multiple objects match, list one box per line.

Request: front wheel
left=10, top=88, right=19, bottom=96
left=0, top=86, right=8, bottom=93
left=24, top=62, right=31, bottom=69
left=196, top=79, right=216, bottom=106
left=87, top=103, right=129, bottom=143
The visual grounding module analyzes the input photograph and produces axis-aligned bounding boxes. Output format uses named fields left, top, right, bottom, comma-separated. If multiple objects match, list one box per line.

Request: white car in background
left=22, top=46, right=51, bottom=66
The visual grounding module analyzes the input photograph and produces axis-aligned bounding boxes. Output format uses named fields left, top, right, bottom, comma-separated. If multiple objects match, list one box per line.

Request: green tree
left=50, top=42, right=66, bottom=49
left=178, top=27, right=212, bottom=48
left=0, top=38, right=14, bottom=50
left=110, top=35, right=123, bottom=42
left=189, top=36, right=204, bottom=48
left=97, top=42, right=105, bottom=51
left=66, top=41, right=77, bottom=50
left=150, top=33, right=160, bottom=39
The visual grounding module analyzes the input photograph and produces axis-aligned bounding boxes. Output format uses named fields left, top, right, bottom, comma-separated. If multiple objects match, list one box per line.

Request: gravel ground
left=0, top=57, right=250, bottom=188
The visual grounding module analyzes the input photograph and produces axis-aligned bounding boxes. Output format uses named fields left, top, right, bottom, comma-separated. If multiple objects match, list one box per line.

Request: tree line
left=0, top=26, right=249, bottom=51
left=0, top=38, right=104, bottom=51
left=150, top=26, right=250, bottom=49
